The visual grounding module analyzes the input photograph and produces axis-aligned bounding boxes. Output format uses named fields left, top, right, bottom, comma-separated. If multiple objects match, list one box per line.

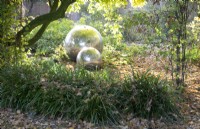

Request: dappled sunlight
left=131, top=0, right=147, bottom=7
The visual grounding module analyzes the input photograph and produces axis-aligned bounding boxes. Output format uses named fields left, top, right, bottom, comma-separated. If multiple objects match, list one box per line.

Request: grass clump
left=0, top=61, right=179, bottom=125
left=0, top=62, right=121, bottom=124
left=115, top=70, right=179, bottom=120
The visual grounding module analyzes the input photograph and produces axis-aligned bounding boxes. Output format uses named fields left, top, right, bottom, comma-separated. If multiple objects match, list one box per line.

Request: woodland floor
left=0, top=53, right=199, bottom=129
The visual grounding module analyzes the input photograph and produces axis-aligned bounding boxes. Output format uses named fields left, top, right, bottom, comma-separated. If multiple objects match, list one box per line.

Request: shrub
left=115, top=70, right=179, bottom=119
left=0, top=65, right=41, bottom=109
left=102, top=43, right=146, bottom=67
left=74, top=91, right=120, bottom=125
left=186, top=46, right=200, bottom=66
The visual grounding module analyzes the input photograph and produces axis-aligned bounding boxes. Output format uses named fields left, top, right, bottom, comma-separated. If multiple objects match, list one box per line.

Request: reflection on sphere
left=76, top=47, right=102, bottom=70
left=64, top=25, right=103, bottom=61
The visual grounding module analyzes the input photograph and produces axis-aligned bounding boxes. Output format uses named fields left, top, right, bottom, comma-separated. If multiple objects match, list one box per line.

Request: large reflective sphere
left=64, top=25, right=103, bottom=61
left=76, top=47, right=102, bottom=70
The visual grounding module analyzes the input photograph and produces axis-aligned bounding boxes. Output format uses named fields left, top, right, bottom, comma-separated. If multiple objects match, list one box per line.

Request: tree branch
left=48, top=0, right=53, bottom=9
left=28, top=22, right=50, bottom=46
left=27, top=0, right=60, bottom=46
left=16, top=0, right=76, bottom=46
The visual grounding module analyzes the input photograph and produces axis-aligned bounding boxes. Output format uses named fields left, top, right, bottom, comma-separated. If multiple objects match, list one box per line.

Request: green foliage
left=102, top=43, right=146, bottom=66
left=0, top=0, right=22, bottom=66
left=116, top=70, right=179, bottom=119
left=0, top=61, right=179, bottom=124
left=0, top=61, right=120, bottom=124
left=77, top=1, right=124, bottom=46
left=28, top=19, right=74, bottom=57
left=188, top=17, right=200, bottom=45
left=131, top=0, right=146, bottom=7
left=186, top=45, right=200, bottom=66
left=74, top=88, right=120, bottom=124
left=123, top=10, right=154, bottom=43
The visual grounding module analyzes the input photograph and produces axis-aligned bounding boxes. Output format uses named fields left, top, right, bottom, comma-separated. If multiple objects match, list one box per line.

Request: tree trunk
left=174, top=0, right=189, bottom=86
left=176, top=30, right=181, bottom=86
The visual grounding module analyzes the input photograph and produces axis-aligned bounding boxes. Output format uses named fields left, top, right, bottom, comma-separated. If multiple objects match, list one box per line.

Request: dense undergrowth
left=0, top=58, right=179, bottom=125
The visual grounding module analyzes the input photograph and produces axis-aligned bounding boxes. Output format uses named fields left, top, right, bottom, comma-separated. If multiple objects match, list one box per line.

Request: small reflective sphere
left=64, top=25, right=103, bottom=61
left=76, top=47, right=102, bottom=70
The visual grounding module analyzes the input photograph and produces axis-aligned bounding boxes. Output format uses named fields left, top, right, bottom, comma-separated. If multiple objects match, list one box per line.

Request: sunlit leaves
left=67, top=0, right=84, bottom=13
left=131, top=0, right=146, bottom=7
left=0, top=0, right=23, bottom=66
left=94, top=0, right=146, bottom=7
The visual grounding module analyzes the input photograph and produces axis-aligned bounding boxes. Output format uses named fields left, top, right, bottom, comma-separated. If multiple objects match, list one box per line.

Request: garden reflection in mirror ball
left=76, top=47, right=102, bottom=70
left=64, top=25, right=103, bottom=61
left=64, top=25, right=103, bottom=69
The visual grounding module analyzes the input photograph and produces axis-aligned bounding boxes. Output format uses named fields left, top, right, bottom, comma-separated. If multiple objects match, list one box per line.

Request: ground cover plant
left=0, top=59, right=180, bottom=125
